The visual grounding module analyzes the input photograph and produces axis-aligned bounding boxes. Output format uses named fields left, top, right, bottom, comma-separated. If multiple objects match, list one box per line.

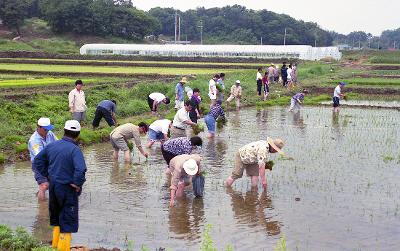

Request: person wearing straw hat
left=33, top=120, right=87, bottom=251
left=175, top=77, right=187, bottom=110
left=29, top=117, right=58, bottom=200
left=167, top=154, right=201, bottom=206
left=225, top=137, right=285, bottom=190
left=226, top=80, right=242, bottom=108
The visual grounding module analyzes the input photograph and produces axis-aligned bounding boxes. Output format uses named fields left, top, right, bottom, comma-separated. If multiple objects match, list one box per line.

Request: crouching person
left=225, top=137, right=284, bottom=190
left=168, top=154, right=201, bottom=206
left=33, top=120, right=87, bottom=251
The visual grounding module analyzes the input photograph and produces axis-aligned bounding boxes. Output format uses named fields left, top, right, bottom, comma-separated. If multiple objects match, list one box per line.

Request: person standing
left=281, top=63, right=288, bottom=87
left=33, top=120, right=86, bottom=251
left=28, top=117, right=58, bottom=200
left=204, top=101, right=226, bottom=138
left=171, top=100, right=196, bottom=138
left=68, top=80, right=87, bottom=123
left=256, top=67, right=263, bottom=96
left=274, top=65, right=280, bottom=83
left=262, top=71, right=269, bottom=101
left=148, top=92, right=170, bottom=114
left=225, top=137, right=285, bottom=190
left=161, top=136, right=203, bottom=165
left=286, top=64, right=294, bottom=90
left=208, top=74, right=219, bottom=107
left=217, top=73, right=226, bottom=103
left=268, top=63, right=275, bottom=84
left=92, top=99, right=117, bottom=129
left=333, top=82, right=346, bottom=113
left=292, top=63, right=298, bottom=84
left=226, top=80, right=242, bottom=108
left=146, top=119, right=172, bottom=148
left=189, top=88, right=201, bottom=123
left=168, top=154, right=201, bottom=206
left=288, top=89, right=308, bottom=112
left=175, top=77, right=187, bottom=110
left=110, top=122, right=149, bottom=162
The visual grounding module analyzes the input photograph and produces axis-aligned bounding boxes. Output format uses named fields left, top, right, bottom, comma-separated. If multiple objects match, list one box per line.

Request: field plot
left=0, top=106, right=399, bottom=250
left=0, top=63, right=240, bottom=76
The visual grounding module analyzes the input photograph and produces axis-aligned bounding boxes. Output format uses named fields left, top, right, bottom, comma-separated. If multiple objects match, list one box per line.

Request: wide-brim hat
left=183, top=158, right=198, bottom=175
left=180, top=77, right=188, bottom=83
left=267, top=137, right=285, bottom=156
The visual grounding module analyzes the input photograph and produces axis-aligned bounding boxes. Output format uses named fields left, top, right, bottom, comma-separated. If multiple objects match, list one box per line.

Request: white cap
left=37, top=117, right=54, bottom=131
left=182, top=159, right=198, bottom=175
left=64, top=120, right=81, bottom=132
left=235, top=80, right=241, bottom=84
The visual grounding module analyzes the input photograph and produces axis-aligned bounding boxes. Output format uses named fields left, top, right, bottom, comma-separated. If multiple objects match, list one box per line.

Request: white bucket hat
left=182, top=158, right=198, bottom=175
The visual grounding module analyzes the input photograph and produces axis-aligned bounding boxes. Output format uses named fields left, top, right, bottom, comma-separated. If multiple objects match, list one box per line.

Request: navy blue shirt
left=98, top=100, right=116, bottom=113
left=33, top=137, right=87, bottom=187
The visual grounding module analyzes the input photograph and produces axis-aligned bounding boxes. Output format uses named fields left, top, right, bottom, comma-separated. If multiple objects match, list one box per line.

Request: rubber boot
left=51, top=226, right=60, bottom=248
left=64, top=233, right=72, bottom=251
left=57, top=233, right=65, bottom=251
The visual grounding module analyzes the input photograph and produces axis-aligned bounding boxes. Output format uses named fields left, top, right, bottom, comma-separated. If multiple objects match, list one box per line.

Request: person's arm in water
left=136, top=145, right=149, bottom=158
left=111, top=112, right=117, bottom=124
left=32, top=147, right=50, bottom=190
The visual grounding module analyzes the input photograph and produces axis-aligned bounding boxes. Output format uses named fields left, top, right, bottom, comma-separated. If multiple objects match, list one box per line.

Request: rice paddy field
left=0, top=50, right=400, bottom=250
left=0, top=106, right=399, bottom=250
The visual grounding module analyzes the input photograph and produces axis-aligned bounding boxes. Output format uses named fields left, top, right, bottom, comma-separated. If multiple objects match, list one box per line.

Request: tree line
left=0, top=1, right=399, bottom=49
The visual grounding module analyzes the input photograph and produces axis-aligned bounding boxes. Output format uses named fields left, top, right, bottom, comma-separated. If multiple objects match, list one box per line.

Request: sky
left=132, top=0, right=399, bottom=36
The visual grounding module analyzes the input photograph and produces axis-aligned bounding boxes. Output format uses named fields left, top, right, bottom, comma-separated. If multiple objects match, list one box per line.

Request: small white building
left=79, top=44, right=341, bottom=60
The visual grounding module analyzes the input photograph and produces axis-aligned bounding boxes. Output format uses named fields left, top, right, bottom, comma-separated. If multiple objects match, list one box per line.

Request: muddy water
left=1, top=106, right=400, bottom=251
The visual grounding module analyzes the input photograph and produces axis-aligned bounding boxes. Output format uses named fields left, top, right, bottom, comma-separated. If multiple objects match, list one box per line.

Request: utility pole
left=174, top=11, right=177, bottom=43
left=283, top=28, right=287, bottom=46
left=394, top=41, right=397, bottom=49
left=198, top=20, right=203, bottom=45
left=377, top=38, right=380, bottom=50
left=261, top=37, right=263, bottom=45
left=178, top=14, right=181, bottom=42
left=314, top=39, right=317, bottom=47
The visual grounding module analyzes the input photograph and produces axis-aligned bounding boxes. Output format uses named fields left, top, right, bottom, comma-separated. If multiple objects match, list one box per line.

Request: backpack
left=192, top=174, right=205, bottom=197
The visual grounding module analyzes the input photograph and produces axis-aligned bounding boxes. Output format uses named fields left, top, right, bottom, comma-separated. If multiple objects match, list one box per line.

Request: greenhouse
left=79, top=44, right=341, bottom=60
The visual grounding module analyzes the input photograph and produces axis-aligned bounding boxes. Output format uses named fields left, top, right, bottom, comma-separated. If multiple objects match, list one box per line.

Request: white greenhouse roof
left=80, top=44, right=341, bottom=60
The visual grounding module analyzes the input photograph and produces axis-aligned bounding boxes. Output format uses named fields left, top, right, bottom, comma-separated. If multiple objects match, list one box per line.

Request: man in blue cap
left=333, top=82, right=346, bottom=113
left=33, top=120, right=87, bottom=251
left=28, top=117, right=58, bottom=200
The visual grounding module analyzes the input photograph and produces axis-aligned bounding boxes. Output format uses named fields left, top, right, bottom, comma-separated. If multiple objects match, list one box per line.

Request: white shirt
left=68, top=88, right=87, bottom=112
left=287, top=68, right=293, bottom=80
left=149, top=92, right=166, bottom=103
left=333, top=85, right=341, bottom=98
left=149, top=119, right=171, bottom=134
left=208, top=79, right=217, bottom=99
left=173, top=107, right=190, bottom=129
left=256, top=72, right=263, bottom=80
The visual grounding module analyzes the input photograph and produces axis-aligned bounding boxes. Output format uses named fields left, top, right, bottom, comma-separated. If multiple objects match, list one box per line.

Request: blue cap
left=339, top=82, right=346, bottom=86
left=38, top=117, right=54, bottom=131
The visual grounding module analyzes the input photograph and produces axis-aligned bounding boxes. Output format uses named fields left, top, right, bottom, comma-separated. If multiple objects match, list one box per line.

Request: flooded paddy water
left=0, top=106, right=399, bottom=251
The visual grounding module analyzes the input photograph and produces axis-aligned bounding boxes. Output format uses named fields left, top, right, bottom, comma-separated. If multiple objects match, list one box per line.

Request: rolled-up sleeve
left=32, top=148, right=49, bottom=184
left=72, top=148, right=87, bottom=187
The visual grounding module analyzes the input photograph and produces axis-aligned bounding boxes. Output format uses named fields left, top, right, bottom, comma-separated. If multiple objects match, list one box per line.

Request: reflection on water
left=1, top=106, right=400, bottom=250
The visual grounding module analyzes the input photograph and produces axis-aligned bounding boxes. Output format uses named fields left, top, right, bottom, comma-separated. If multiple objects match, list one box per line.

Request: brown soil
left=0, top=58, right=257, bottom=69
left=369, top=65, right=400, bottom=70
left=0, top=51, right=294, bottom=64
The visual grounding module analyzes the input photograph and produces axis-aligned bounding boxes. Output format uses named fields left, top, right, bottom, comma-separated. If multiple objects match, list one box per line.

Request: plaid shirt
left=208, top=104, right=225, bottom=120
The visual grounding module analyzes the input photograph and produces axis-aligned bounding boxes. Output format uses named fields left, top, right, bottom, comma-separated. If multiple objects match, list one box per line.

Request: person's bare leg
left=207, top=132, right=215, bottom=139
left=176, top=182, right=185, bottom=197
left=113, top=150, right=119, bottom=160
left=251, top=176, right=259, bottom=187
left=124, top=150, right=131, bottom=163
left=225, top=176, right=235, bottom=186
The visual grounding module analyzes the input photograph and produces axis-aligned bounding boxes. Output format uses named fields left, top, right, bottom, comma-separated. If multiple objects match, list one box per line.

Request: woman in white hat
left=225, top=137, right=284, bottom=190
left=168, top=154, right=201, bottom=206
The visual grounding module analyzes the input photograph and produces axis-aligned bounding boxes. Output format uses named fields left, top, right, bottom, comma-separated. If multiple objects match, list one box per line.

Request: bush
left=0, top=225, right=42, bottom=251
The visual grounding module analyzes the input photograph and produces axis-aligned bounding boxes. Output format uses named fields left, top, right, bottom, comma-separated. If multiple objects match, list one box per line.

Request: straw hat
left=267, top=137, right=285, bottom=155
left=180, top=77, right=188, bottom=83
left=183, top=158, right=198, bottom=175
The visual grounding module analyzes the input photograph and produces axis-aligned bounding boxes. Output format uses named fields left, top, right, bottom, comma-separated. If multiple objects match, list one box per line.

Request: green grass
left=0, top=39, right=38, bottom=52
left=0, top=225, right=42, bottom=251
left=27, top=38, right=79, bottom=54
left=327, top=78, right=400, bottom=86
left=0, top=77, right=125, bottom=88
left=369, top=51, right=400, bottom=64
left=0, top=63, right=240, bottom=75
